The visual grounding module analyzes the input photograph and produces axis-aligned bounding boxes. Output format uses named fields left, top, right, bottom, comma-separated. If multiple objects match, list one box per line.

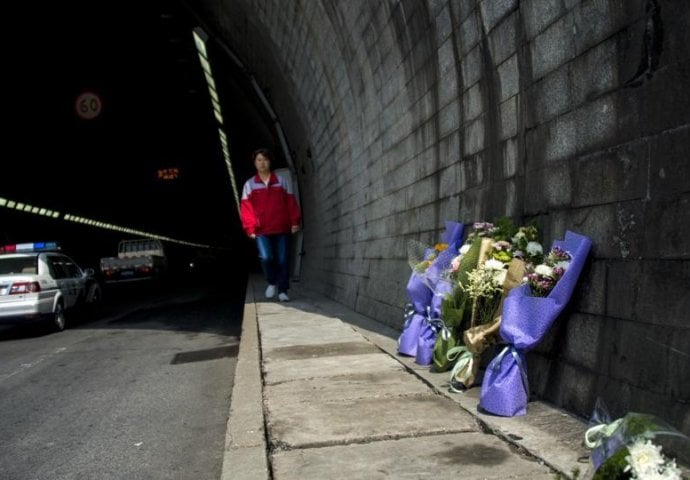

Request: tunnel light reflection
left=0, top=195, right=212, bottom=248
left=204, top=72, right=217, bottom=91
left=208, top=87, right=218, bottom=102
left=197, top=54, right=211, bottom=75
left=192, top=29, right=208, bottom=59
left=193, top=26, right=240, bottom=214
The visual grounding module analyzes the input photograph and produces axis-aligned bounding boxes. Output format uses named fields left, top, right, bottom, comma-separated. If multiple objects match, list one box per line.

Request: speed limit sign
left=75, top=91, right=102, bottom=120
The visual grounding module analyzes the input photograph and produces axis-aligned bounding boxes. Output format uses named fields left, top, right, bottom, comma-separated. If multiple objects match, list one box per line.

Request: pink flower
left=450, top=255, right=462, bottom=272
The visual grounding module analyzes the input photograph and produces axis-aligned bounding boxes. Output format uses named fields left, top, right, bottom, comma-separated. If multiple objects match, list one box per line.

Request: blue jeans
left=255, top=234, right=290, bottom=293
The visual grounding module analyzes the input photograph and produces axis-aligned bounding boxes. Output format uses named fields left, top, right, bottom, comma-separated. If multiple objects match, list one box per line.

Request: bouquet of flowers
left=478, top=230, right=592, bottom=416
left=442, top=220, right=540, bottom=389
left=584, top=399, right=689, bottom=479
left=397, top=221, right=464, bottom=363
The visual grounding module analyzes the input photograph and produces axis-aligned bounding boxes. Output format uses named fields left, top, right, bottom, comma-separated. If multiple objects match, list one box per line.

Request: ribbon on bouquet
left=401, top=304, right=416, bottom=330
left=429, top=315, right=452, bottom=341
left=446, top=346, right=475, bottom=390
left=489, top=345, right=529, bottom=399
left=398, top=304, right=426, bottom=357
left=447, top=319, right=502, bottom=390
left=584, top=418, right=625, bottom=449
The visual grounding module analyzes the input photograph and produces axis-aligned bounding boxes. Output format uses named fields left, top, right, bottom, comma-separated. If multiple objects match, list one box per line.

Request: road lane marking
left=0, top=347, right=67, bottom=382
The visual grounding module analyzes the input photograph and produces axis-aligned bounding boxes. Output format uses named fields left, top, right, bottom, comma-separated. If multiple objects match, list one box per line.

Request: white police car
left=0, top=242, right=102, bottom=332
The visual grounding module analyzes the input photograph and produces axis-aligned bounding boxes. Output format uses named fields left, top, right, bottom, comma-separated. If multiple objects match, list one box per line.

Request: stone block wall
left=202, top=0, right=689, bottom=435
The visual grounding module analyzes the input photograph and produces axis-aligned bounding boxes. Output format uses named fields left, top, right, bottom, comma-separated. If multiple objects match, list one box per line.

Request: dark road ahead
left=0, top=277, right=245, bottom=479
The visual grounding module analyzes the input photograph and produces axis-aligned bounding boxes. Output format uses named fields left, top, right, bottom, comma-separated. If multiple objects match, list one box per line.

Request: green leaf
left=593, top=447, right=631, bottom=479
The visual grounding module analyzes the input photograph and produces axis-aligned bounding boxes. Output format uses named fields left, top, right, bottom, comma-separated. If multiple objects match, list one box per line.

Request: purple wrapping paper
left=441, top=221, right=465, bottom=246
left=406, top=272, right=433, bottom=313
left=431, top=278, right=454, bottom=319
left=415, top=320, right=437, bottom=365
left=480, top=347, right=529, bottom=416
left=398, top=312, right=425, bottom=356
left=398, top=222, right=464, bottom=357
left=479, top=231, right=592, bottom=417
left=398, top=271, right=432, bottom=357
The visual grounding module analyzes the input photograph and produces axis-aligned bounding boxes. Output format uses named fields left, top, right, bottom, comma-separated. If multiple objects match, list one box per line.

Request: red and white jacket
left=240, top=172, right=301, bottom=236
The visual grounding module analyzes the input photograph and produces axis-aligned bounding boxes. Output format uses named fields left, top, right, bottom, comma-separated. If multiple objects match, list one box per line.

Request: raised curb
left=221, top=281, right=269, bottom=480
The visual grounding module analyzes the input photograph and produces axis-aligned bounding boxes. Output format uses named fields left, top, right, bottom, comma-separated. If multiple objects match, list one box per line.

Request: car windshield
left=0, top=256, right=38, bottom=275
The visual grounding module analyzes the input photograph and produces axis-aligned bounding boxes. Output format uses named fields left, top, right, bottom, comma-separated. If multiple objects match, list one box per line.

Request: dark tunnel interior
left=1, top=0, right=285, bottom=273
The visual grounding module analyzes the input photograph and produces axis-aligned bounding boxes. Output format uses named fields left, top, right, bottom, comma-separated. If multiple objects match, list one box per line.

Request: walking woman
left=240, top=148, right=301, bottom=301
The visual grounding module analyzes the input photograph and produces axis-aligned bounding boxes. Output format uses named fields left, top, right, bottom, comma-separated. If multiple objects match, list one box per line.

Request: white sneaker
left=265, top=285, right=276, bottom=298
left=278, top=292, right=290, bottom=302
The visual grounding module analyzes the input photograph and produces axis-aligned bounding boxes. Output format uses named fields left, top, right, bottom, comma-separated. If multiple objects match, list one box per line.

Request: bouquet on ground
left=441, top=220, right=543, bottom=390
left=478, top=230, right=592, bottom=417
left=430, top=237, right=478, bottom=373
left=397, top=221, right=464, bottom=364
left=583, top=399, right=689, bottom=479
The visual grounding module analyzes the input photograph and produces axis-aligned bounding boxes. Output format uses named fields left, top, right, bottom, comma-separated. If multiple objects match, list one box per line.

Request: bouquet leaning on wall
left=430, top=237, right=479, bottom=373
left=413, top=221, right=465, bottom=365
left=431, top=223, right=491, bottom=375
left=397, top=221, right=464, bottom=363
left=441, top=221, right=544, bottom=390
left=479, top=230, right=592, bottom=417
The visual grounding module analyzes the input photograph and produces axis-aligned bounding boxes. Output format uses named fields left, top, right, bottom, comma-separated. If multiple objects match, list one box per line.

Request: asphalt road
left=0, top=277, right=244, bottom=480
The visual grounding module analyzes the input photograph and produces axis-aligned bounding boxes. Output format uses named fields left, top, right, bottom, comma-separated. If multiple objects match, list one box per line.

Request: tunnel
left=2, top=0, right=689, bottom=437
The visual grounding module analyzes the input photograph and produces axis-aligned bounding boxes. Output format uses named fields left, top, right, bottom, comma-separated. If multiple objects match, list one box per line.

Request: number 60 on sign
left=75, top=91, right=102, bottom=120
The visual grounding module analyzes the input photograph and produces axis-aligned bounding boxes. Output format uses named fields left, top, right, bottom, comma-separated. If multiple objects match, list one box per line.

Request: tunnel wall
left=203, top=0, right=689, bottom=434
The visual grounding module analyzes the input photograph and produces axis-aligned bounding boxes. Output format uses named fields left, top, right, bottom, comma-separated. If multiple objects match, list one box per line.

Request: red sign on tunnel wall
left=157, top=167, right=180, bottom=180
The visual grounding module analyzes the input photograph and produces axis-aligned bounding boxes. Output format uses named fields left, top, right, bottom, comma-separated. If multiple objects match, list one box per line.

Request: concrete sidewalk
left=222, top=275, right=592, bottom=479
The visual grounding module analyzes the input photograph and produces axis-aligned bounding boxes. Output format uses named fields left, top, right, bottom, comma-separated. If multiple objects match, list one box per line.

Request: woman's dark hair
left=251, top=148, right=273, bottom=162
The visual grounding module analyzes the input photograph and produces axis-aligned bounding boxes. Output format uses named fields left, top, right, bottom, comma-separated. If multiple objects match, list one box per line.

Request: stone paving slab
left=265, top=393, right=478, bottom=448
left=265, top=369, right=435, bottom=403
left=263, top=341, right=381, bottom=362
left=256, top=302, right=343, bottom=322
left=271, top=432, right=556, bottom=480
left=366, top=329, right=594, bottom=476
left=262, top=352, right=406, bottom=385
left=259, top=322, right=362, bottom=347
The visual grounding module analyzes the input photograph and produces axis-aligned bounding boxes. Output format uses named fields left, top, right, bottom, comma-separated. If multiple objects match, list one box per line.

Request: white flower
left=660, top=459, right=683, bottom=480
left=484, top=259, right=506, bottom=271
left=493, top=268, right=507, bottom=286
left=450, top=255, right=462, bottom=272
left=534, top=264, right=553, bottom=277
left=463, top=265, right=503, bottom=299
left=625, top=439, right=667, bottom=478
left=459, top=244, right=471, bottom=255
left=512, top=231, right=526, bottom=242
left=526, top=241, right=543, bottom=256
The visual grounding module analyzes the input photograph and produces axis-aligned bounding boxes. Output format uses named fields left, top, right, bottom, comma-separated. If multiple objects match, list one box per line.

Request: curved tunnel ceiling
left=2, top=0, right=284, bottom=255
